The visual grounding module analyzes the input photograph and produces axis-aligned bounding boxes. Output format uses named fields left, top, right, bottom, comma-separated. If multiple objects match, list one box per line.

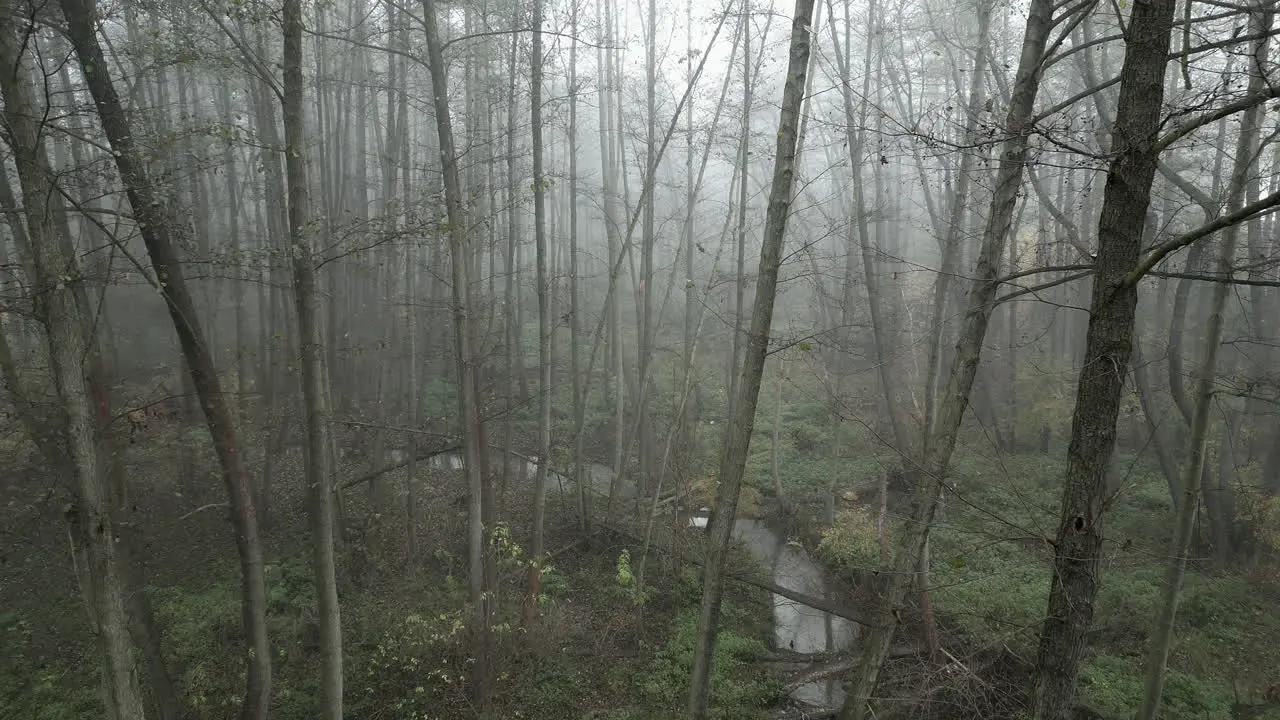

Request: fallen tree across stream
left=596, top=520, right=887, bottom=628
left=331, top=433, right=881, bottom=627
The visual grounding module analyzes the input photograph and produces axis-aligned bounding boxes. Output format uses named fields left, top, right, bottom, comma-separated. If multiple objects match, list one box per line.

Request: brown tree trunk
left=419, top=0, right=493, bottom=707
left=283, top=0, right=344, bottom=714
left=687, top=0, right=816, bottom=714
left=525, top=0, right=553, bottom=624
left=0, top=16, right=145, bottom=718
left=840, top=0, right=1059, bottom=713
left=58, top=1, right=273, bottom=715
left=1030, top=0, right=1178, bottom=714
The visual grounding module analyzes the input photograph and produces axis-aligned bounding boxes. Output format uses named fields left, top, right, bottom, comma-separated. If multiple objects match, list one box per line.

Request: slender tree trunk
left=1030, top=0, right=1179, bottom=714
left=682, top=0, right=699, bottom=502
left=1135, top=9, right=1271, bottom=718
left=406, top=247, right=419, bottom=560
left=568, top=0, right=589, bottom=532
left=525, top=0, right=553, bottom=623
left=283, top=0, right=344, bottom=714
left=637, top=0, right=658, bottom=494
left=503, top=28, right=521, bottom=508
left=0, top=19, right=145, bottom=719
left=729, top=3, right=751, bottom=420
left=827, top=0, right=908, bottom=453
left=687, top=0, right=816, bottom=714
left=772, top=358, right=787, bottom=510
left=420, top=0, right=492, bottom=705
left=839, top=0, right=1059, bottom=713
left=58, top=2, right=272, bottom=715
left=1132, top=339, right=1182, bottom=498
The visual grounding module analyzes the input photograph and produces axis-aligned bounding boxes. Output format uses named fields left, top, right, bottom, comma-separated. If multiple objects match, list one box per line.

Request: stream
left=695, top=515, right=854, bottom=708
left=383, top=447, right=853, bottom=709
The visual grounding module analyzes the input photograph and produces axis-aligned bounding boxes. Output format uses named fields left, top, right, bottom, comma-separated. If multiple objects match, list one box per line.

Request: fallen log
left=338, top=445, right=460, bottom=490
left=597, top=520, right=886, bottom=628
left=786, top=659, right=858, bottom=691
left=771, top=706, right=839, bottom=720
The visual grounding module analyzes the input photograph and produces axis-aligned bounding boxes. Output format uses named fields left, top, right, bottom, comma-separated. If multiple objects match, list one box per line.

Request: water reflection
left=732, top=519, right=853, bottom=708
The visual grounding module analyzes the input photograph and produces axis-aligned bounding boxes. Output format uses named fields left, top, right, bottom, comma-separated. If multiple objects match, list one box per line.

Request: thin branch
left=995, top=270, right=1093, bottom=305
left=179, top=503, right=229, bottom=521
left=1157, top=84, right=1280, bottom=153
left=1128, top=189, right=1280, bottom=284
left=197, top=1, right=283, bottom=100
left=442, top=27, right=620, bottom=52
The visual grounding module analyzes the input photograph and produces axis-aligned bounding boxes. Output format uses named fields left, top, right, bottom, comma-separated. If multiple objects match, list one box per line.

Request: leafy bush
left=350, top=610, right=470, bottom=719
left=151, top=578, right=247, bottom=716
left=152, top=559, right=323, bottom=720
left=1235, top=481, right=1280, bottom=565
left=817, top=506, right=881, bottom=573
left=687, top=475, right=763, bottom=517
left=1079, top=655, right=1233, bottom=720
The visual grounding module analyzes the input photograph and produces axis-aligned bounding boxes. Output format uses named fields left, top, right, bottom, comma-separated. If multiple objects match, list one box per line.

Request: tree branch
left=1127, top=189, right=1280, bottom=284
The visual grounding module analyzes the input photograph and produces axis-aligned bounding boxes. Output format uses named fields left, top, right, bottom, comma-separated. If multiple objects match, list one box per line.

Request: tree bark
left=525, top=0, right=553, bottom=623
left=839, top=0, right=1059, bottom=714
left=1029, top=0, right=1178, bottom=714
left=58, top=1, right=273, bottom=715
left=922, top=0, right=992, bottom=437
left=568, top=0, right=588, bottom=532
left=729, top=0, right=751, bottom=423
left=687, top=0, right=816, bottom=714
left=283, top=0, right=344, bottom=714
left=0, top=16, right=145, bottom=719
left=419, top=0, right=492, bottom=706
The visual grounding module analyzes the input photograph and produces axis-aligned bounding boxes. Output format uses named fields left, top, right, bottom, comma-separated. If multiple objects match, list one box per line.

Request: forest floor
left=808, top=447, right=1280, bottom=720
left=0, top=425, right=791, bottom=720
left=5, top=421, right=1280, bottom=720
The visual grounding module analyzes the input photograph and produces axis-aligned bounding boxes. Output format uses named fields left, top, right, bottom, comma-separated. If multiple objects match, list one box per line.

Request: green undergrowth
left=4, top=541, right=786, bottom=720
left=814, top=448, right=1280, bottom=720
left=1, top=611, right=98, bottom=720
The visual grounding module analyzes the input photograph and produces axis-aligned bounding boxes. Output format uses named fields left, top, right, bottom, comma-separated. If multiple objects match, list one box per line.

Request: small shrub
left=817, top=505, right=881, bottom=574
left=1079, top=654, right=1233, bottom=720
left=1235, top=483, right=1280, bottom=566
left=351, top=610, right=470, bottom=718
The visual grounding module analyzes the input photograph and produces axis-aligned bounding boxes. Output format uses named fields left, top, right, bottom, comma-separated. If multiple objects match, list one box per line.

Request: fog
left=3, top=0, right=1278, bottom=716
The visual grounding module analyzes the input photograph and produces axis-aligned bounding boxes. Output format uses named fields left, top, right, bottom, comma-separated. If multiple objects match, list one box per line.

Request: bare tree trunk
left=1131, top=339, right=1182, bottom=498
left=420, top=0, right=492, bottom=706
left=729, top=0, right=751, bottom=422
left=682, top=0, right=699, bottom=505
left=923, top=0, right=992, bottom=436
left=827, top=0, right=908, bottom=453
left=406, top=247, right=419, bottom=561
left=687, top=0, right=816, bottom=714
left=283, top=0, right=344, bottom=714
left=58, top=2, right=272, bottom=715
left=598, top=0, right=627, bottom=521
left=568, top=0, right=588, bottom=532
left=637, top=0, right=658, bottom=494
left=0, top=18, right=145, bottom=719
left=1135, top=9, right=1271, bottom=718
left=1030, top=0, right=1178, bottom=714
left=525, top=0, right=553, bottom=623
left=839, top=0, right=1060, bottom=714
